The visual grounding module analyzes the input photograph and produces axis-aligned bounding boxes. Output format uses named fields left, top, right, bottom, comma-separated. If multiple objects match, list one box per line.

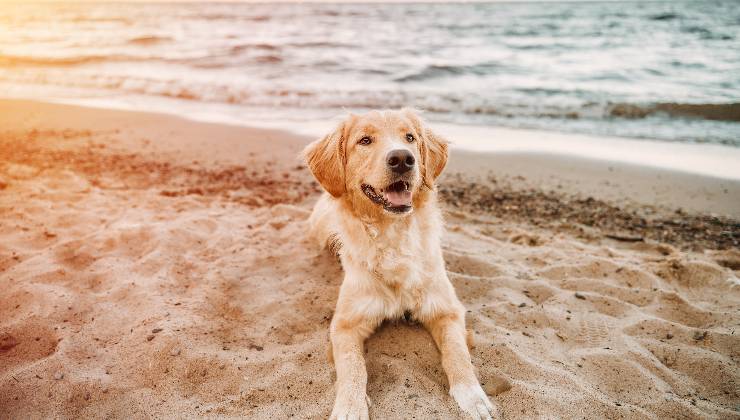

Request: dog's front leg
left=329, top=314, right=376, bottom=420
left=425, top=311, right=500, bottom=420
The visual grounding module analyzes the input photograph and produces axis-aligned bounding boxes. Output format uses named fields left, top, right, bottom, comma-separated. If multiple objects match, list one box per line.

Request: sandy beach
left=1, top=99, right=739, bottom=419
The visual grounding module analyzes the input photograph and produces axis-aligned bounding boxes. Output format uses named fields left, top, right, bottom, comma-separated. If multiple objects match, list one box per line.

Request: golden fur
left=304, top=109, right=499, bottom=420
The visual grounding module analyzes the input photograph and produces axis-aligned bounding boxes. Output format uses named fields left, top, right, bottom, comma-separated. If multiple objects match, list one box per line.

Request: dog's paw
left=450, top=382, right=501, bottom=420
left=329, top=390, right=370, bottom=420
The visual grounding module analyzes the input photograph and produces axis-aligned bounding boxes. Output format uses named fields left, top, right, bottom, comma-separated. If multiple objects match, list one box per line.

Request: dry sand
left=1, top=100, right=738, bottom=419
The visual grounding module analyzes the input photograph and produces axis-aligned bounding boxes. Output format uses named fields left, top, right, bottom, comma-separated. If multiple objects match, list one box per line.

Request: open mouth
left=361, top=180, right=413, bottom=214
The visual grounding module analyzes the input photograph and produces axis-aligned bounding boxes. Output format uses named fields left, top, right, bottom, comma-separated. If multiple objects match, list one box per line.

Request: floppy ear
left=402, top=108, right=449, bottom=189
left=302, top=121, right=347, bottom=198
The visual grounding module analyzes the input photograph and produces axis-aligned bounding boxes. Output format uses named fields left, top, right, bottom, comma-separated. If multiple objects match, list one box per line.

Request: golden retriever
left=304, top=109, right=498, bottom=420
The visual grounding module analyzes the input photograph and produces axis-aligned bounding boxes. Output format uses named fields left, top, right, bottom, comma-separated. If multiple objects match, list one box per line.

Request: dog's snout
left=386, top=149, right=415, bottom=174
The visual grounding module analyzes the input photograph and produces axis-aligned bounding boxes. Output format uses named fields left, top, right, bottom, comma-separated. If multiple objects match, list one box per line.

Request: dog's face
left=304, top=109, right=448, bottom=217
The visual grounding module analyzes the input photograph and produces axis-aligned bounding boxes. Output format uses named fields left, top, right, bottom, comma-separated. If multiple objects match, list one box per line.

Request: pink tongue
left=384, top=190, right=412, bottom=206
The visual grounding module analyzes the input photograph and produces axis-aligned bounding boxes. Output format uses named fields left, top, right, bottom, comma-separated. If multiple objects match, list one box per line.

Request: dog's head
left=304, top=109, right=448, bottom=217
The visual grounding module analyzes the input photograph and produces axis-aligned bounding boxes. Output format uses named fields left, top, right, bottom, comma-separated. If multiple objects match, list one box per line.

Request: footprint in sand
left=573, top=315, right=613, bottom=347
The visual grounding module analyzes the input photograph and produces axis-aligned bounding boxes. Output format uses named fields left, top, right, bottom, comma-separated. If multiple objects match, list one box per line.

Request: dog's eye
left=405, top=133, right=415, bottom=143
left=358, top=136, right=372, bottom=145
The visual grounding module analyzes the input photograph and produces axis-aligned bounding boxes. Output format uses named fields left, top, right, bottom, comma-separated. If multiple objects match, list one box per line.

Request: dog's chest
left=372, top=242, right=420, bottom=285
left=363, top=224, right=427, bottom=297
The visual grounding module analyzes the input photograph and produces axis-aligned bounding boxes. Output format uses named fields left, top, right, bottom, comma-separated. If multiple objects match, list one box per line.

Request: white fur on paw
left=450, top=383, right=501, bottom=420
left=329, top=390, right=370, bottom=420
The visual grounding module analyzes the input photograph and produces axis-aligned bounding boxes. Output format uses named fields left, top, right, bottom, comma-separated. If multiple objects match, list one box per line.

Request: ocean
left=1, top=1, right=739, bottom=147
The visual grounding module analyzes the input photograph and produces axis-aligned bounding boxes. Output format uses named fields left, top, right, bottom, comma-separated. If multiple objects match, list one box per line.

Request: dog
left=303, top=109, right=499, bottom=420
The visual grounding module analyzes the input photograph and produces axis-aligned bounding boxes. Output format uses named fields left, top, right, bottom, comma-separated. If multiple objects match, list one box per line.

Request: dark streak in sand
left=439, top=173, right=739, bottom=251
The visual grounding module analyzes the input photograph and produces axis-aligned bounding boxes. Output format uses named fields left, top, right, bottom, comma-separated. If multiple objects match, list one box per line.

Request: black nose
left=386, top=149, right=415, bottom=174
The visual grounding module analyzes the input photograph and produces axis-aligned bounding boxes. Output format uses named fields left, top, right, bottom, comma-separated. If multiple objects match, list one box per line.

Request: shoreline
left=11, top=94, right=740, bottom=180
